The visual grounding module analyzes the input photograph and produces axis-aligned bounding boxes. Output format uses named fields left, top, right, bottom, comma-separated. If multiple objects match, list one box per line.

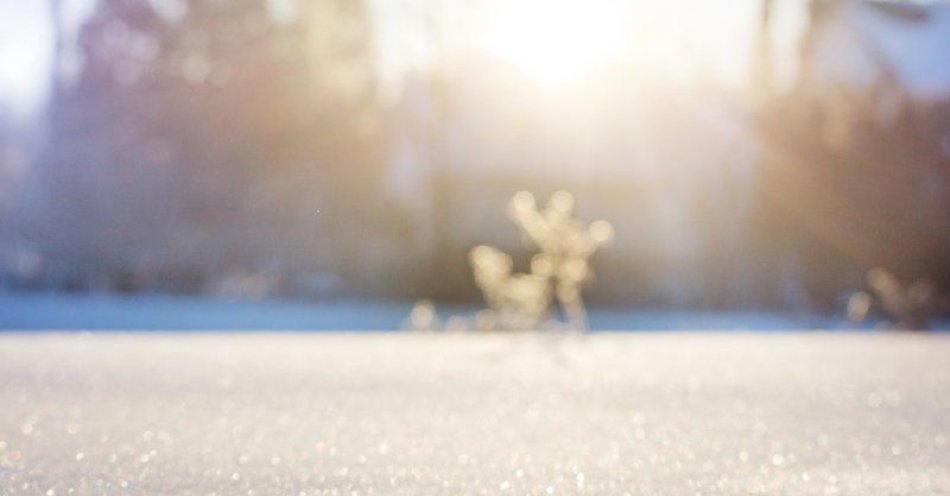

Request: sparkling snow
left=0, top=333, right=948, bottom=494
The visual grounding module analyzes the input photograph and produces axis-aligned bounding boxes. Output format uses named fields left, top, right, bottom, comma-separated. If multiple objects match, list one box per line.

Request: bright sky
left=368, top=0, right=769, bottom=100
left=0, top=0, right=54, bottom=115
left=0, top=0, right=772, bottom=115
left=0, top=0, right=99, bottom=116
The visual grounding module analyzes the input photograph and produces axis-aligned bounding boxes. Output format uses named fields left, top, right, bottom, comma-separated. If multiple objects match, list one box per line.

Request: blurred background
left=0, top=0, right=948, bottom=328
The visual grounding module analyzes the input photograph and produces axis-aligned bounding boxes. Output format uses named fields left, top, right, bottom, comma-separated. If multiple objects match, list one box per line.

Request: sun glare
left=480, top=0, right=631, bottom=88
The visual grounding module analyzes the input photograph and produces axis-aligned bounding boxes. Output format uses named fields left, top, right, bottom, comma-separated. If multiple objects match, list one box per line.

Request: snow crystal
left=0, top=333, right=948, bottom=494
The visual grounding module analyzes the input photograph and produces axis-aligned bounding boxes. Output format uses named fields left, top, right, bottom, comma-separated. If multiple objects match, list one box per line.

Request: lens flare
left=480, top=0, right=630, bottom=88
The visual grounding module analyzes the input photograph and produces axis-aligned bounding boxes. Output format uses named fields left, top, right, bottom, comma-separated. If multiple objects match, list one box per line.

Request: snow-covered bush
left=469, top=190, right=613, bottom=330
left=849, top=267, right=943, bottom=329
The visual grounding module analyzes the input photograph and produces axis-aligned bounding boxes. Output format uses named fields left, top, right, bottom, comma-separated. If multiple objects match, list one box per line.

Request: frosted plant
left=508, top=191, right=614, bottom=329
left=406, top=299, right=439, bottom=331
left=470, top=191, right=613, bottom=331
left=469, top=246, right=553, bottom=330
left=862, top=267, right=936, bottom=330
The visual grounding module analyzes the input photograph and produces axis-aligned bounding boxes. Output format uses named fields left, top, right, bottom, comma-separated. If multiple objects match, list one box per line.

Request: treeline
left=13, top=0, right=414, bottom=298
left=750, top=1, right=950, bottom=312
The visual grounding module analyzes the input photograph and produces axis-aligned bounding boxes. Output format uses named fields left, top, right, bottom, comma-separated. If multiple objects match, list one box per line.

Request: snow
left=0, top=292, right=896, bottom=331
left=0, top=292, right=411, bottom=331
left=0, top=333, right=948, bottom=494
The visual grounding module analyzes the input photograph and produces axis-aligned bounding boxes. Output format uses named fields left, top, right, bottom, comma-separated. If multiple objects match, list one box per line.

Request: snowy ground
left=1, top=333, right=948, bottom=494
left=0, top=292, right=411, bottom=331
left=0, top=291, right=891, bottom=331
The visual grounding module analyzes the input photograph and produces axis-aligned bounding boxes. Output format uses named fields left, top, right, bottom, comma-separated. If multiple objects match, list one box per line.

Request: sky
left=0, top=0, right=55, bottom=116
left=0, top=0, right=789, bottom=116
left=0, top=0, right=100, bottom=117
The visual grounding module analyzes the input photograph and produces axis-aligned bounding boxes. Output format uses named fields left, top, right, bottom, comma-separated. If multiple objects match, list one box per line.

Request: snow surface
left=0, top=292, right=412, bottom=331
left=1, top=333, right=948, bottom=494
left=0, top=292, right=879, bottom=331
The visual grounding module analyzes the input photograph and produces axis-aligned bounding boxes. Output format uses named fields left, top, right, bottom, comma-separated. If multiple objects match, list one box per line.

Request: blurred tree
left=32, top=0, right=387, bottom=295
left=755, top=0, right=774, bottom=97
left=0, top=110, right=16, bottom=247
left=753, top=0, right=950, bottom=310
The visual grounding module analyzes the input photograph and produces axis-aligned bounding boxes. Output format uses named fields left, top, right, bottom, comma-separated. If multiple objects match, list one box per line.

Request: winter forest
left=4, top=4, right=950, bottom=494
left=0, top=0, right=949, bottom=322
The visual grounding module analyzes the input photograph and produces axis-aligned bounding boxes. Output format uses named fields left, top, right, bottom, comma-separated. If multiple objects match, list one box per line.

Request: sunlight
left=479, top=0, right=631, bottom=88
